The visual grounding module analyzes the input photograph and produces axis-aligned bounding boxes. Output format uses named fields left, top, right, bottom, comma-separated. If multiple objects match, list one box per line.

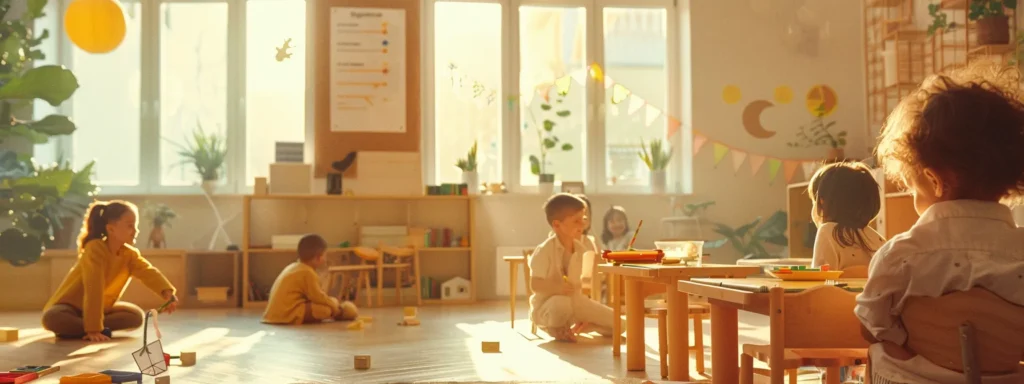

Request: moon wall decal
left=742, top=99, right=777, bottom=139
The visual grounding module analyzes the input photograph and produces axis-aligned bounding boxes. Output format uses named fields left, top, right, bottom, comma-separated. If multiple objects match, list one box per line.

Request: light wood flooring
left=0, top=301, right=822, bottom=383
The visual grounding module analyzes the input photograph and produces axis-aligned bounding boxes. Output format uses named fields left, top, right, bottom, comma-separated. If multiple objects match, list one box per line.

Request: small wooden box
left=269, top=163, right=313, bottom=194
left=253, top=177, right=268, bottom=195
left=0, top=327, right=18, bottom=342
left=354, top=355, right=371, bottom=370
left=403, top=307, right=417, bottom=318
left=179, top=351, right=196, bottom=367
left=155, top=376, right=171, bottom=384
left=481, top=341, right=500, bottom=353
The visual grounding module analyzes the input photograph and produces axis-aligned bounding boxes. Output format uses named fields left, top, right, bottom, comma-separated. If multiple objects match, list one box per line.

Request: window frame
left=424, top=0, right=686, bottom=195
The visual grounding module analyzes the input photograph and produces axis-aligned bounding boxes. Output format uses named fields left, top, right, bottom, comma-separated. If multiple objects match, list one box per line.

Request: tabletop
left=678, top=277, right=867, bottom=308
left=596, top=263, right=762, bottom=279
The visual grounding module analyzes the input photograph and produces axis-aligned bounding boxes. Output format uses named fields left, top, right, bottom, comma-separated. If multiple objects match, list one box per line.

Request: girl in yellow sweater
left=42, top=200, right=178, bottom=341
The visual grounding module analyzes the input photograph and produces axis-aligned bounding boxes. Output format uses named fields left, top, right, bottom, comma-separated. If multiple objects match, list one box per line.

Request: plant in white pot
left=172, top=123, right=227, bottom=195
left=455, top=141, right=479, bottom=195
left=526, top=94, right=574, bottom=195
left=639, top=138, right=672, bottom=194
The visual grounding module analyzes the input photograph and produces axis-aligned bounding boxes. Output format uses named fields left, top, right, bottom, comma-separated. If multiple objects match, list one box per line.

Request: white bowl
left=654, top=240, right=704, bottom=266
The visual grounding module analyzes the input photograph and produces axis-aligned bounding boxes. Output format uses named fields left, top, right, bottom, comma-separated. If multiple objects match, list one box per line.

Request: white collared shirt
left=811, top=222, right=886, bottom=270
left=528, top=235, right=585, bottom=319
left=855, top=200, right=1024, bottom=382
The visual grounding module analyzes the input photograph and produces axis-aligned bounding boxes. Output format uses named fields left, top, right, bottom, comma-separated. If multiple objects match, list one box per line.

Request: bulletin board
left=314, top=0, right=421, bottom=177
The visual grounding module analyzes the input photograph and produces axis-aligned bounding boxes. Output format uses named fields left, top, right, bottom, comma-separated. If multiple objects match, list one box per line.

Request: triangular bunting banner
left=783, top=160, right=800, bottom=183
left=644, top=105, right=662, bottom=127
left=554, top=75, right=572, bottom=95
left=749, top=154, right=766, bottom=175
left=731, top=150, right=748, bottom=174
left=712, top=143, right=729, bottom=166
left=604, top=76, right=615, bottom=89
left=667, top=117, right=681, bottom=138
left=536, top=83, right=553, bottom=102
left=611, top=84, right=631, bottom=104
left=767, top=158, right=783, bottom=183
left=802, top=161, right=820, bottom=179
left=693, top=133, right=708, bottom=154
left=627, top=95, right=646, bottom=115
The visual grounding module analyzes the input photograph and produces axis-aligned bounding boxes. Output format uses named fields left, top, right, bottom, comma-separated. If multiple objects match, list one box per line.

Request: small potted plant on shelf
left=172, top=123, right=227, bottom=195
left=455, top=141, right=479, bottom=195
left=638, top=138, right=672, bottom=194
left=970, top=0, right=1016, bottom=45
left=525, top=92, right=574, bottom=195
left=788, top=104, right=847, bottom=162
left=704, top=211, right=789, bottom=260
left=143, top=203, right=176, bottom=249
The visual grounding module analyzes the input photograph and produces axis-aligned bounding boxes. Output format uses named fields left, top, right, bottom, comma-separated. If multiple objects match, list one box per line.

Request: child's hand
left=160, top=290, right=178, bottom=314
left=83, top=332, right=110, bottom=342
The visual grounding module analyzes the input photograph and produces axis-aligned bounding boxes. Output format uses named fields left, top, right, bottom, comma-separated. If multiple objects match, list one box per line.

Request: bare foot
left=551, top=327, right=578, bottom=342
left=571, top=321, right=589, bottom=335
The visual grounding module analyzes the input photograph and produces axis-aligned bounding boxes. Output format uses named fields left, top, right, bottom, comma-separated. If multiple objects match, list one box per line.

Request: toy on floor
left=0, top=372, right=37, bottom=384
left=357, top=316, right=373, bottom=322
left=98, top=370, right=142, bottom=384
left=347, top=320, right=365, bottom=330
left=59, top=373, right=112, bottom=384
left=133, top=309, right=168, bottom=376
left=480, top=341, right=500, bottom=353
left=354, top=355, right=371, bottom=370
left=161, top=352, right=197, bottom=367
left=12, top=365, right=59, bottom=377
left=0, top=327, right=17, bottom=342
left=398, top=307, right=420, bottom=326
left=155, top=376, right=170, bottom=384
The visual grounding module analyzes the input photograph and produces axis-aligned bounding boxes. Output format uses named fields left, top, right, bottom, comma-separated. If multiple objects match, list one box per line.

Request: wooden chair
left=611, top=275, right=710, bottom=378
left=740, top=285, right=869, bottom=384
left=883, top=288, right=1024, bottom=384
left=376, top=244, right=422, bottom=306
left=504, top=252, right=534, bottom=332
left=841, top=265, right=869, bottom=278
left=325, top=247, right=379, bottom=307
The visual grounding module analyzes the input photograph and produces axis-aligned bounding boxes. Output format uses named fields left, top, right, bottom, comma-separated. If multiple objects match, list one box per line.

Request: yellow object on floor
left=60, top=373, right=112, bottom=384
left=347, top=320, right=364, bottom=330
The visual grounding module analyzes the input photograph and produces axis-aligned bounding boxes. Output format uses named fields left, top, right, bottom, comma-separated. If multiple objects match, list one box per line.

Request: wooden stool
left=503, top=254, right=536, bottom=334
left=326, top=247, right=379, bottom=307
left=646, top=302, right=710, bottom=379
left=377, top=245, right=422, bottom=306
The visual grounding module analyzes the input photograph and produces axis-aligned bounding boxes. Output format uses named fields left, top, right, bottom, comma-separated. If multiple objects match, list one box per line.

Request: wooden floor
left=0, top=301, right=820, bottom=383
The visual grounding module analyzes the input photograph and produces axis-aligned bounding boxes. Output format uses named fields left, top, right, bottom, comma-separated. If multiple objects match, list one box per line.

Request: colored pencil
left=627, top=220, right=643, bottom=250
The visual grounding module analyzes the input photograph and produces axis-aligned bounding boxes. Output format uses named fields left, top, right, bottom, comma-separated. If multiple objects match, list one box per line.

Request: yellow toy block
left=354, top=355, right=371, bottom=370
left=347, top=320, right=365, bottom=330
left=397, top=318, right=420, bottom=326
left=403, top=307, right=418, bottom=318
left=59, top=373, right=112, bottom=384
left=357, top=316, right=374, bottom=322
left=0, top=327, right=18, bottom=342
left=481, top=341, right=500, bottom=353
left=179, top=351, right=196, bottom=367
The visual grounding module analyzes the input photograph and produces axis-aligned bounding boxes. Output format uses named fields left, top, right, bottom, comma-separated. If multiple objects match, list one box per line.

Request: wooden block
left=354, top=355, right=371, bottom=370
left=0, top=372, right=37, bottom=384
left=397, top=318, right=420, bottom=326
left=155, top=376, right=170, bottom=384
left=481, top=341, right=500, bottom=353
left=0, top=327, right=18, bottom=342
left=347, top=320, right=364, bottom=330
left=179, top=352, right=196, bottom=367
left=403, top=307, right=417, bottom=318
left=253, top=177, right=268, bottom=195
left=13, top=366, right=59, bottom=377
left=357, top=316, right=373, bottom=322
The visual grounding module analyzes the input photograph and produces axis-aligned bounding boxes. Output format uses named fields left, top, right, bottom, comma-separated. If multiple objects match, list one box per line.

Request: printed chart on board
left=329, top=7, right=407, bottom=133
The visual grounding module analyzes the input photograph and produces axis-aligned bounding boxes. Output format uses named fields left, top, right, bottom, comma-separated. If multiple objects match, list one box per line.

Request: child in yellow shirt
left=42, top=200, right=178, bottom=342
left=262, top=234, right=359, bottom=324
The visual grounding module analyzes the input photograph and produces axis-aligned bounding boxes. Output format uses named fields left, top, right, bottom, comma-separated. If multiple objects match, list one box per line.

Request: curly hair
left=875, top=60, right=1024, bottom=205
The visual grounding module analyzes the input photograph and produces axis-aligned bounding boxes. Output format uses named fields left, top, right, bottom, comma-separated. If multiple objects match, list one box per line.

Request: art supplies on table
left=766, top=265, right=844, bottom=281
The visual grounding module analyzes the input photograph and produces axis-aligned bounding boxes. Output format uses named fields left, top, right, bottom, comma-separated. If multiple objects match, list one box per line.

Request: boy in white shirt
left=529, top=193, right=617, bottom=342
left=859, top=63, right=1024, bottom=383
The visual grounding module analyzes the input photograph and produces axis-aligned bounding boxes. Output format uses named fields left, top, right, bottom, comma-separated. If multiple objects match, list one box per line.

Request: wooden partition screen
left=313, top=0, right=421, bottom=177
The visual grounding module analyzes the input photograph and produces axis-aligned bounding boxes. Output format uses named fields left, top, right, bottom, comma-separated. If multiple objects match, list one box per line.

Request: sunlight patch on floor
left=456, top=321, right=603, bottom=382
left=217, top=330, right=267, bottom=357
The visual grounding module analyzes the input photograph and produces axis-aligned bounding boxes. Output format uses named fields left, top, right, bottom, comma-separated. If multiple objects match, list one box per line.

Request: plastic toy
left=98, top=370, right=141, bottom=384
left=481, top=341, right=500, bottom=353
left=12, top=366, right=59, bottom=377
left=601, top=249, right=665, bottom=265
left=0, top=372, right=37, bottom=384
left=59, top=373, right=112, bottom=384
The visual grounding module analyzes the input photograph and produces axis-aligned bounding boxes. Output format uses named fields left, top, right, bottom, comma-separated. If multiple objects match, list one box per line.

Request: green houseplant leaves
left=704, top=211, right=788, bottom=259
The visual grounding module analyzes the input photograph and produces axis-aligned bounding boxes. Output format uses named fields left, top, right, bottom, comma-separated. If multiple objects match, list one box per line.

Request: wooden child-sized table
left=597, top=263, right=762, bottom=381
left=677, top=277, right=868, bottom=384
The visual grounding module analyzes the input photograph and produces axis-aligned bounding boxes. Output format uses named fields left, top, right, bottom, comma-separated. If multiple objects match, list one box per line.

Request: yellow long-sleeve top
left=262, top=261, right=340, bottom=325
left=43, top=239, right=176, bottom=333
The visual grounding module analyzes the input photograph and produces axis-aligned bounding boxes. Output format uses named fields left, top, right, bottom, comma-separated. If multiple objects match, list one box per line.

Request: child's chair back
left=773, top=285, right=867, bottom=349
left=902, top=288, right=1024, bottom=375
left=840, top=265, right=868, bottom=278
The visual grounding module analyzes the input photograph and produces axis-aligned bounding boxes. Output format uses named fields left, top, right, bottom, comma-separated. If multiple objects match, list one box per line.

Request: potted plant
left=0, top=0, right=83, bottom=267
left=172, top=123, right=227, bottom=195
left=143, top=203, right=177, bottom=249
left=38, top=158, right=99, bottom=249
left=787, top=104, right=847, bottom=162
left=455, top=141, right=479, bottom=195
left=926, top=2, right=957, bottom=36
left=970, top=0, right=1016, bottom=45
left=704, top=211, right=788, bottom=260
left=639, top=138, right=672, bottom=194
left=526, top=93, right=574, bottom=195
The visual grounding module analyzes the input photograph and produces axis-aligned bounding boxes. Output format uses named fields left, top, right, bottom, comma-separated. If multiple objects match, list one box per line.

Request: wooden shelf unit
left=933, top=0, right=1018, bottom=74
left=241, top=194, right=476, bottom=309
left=864, top=0, right=935, bottom=131
left=785, top=169, right=920, bottom=258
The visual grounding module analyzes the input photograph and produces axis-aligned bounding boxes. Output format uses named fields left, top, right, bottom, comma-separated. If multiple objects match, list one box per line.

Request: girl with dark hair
left=807, top=161, right=886, bottom=270
left=600, top=206, right=630, bottom=251
left=41, top=200, right=178, bottom=342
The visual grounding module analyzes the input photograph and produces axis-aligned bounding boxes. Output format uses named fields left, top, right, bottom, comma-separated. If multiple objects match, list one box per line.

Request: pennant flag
left=589, top=63, right=604, bottom=81
left=767, top=158, right=783, bottom=183
left=644, top=105, right=662, bottom=127
left=731, top=150, right=748, bottom=174
left=802, top=161, right=820, bottom=179
left=749, top=154, right=766, bottom=175
left=536, top=83, right=553, bottom=102
left=611, top=84, right=631, bottom=104
left=554, top=75, right=572, bottom=95
left=783, top=160, right=800, bottom=183
left=604, top=76, right=615, bottom=89
left=693, top=133, right=708, bottom=154
left=667, top=117, right=681, bottom=138
left=627, top=95, right=645, bottom=115
left=713, top=143, right=729, bottom=166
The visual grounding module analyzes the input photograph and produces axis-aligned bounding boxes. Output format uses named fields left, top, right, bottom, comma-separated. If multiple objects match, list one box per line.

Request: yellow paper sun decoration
left=65, top=0, right=127, bottom=54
